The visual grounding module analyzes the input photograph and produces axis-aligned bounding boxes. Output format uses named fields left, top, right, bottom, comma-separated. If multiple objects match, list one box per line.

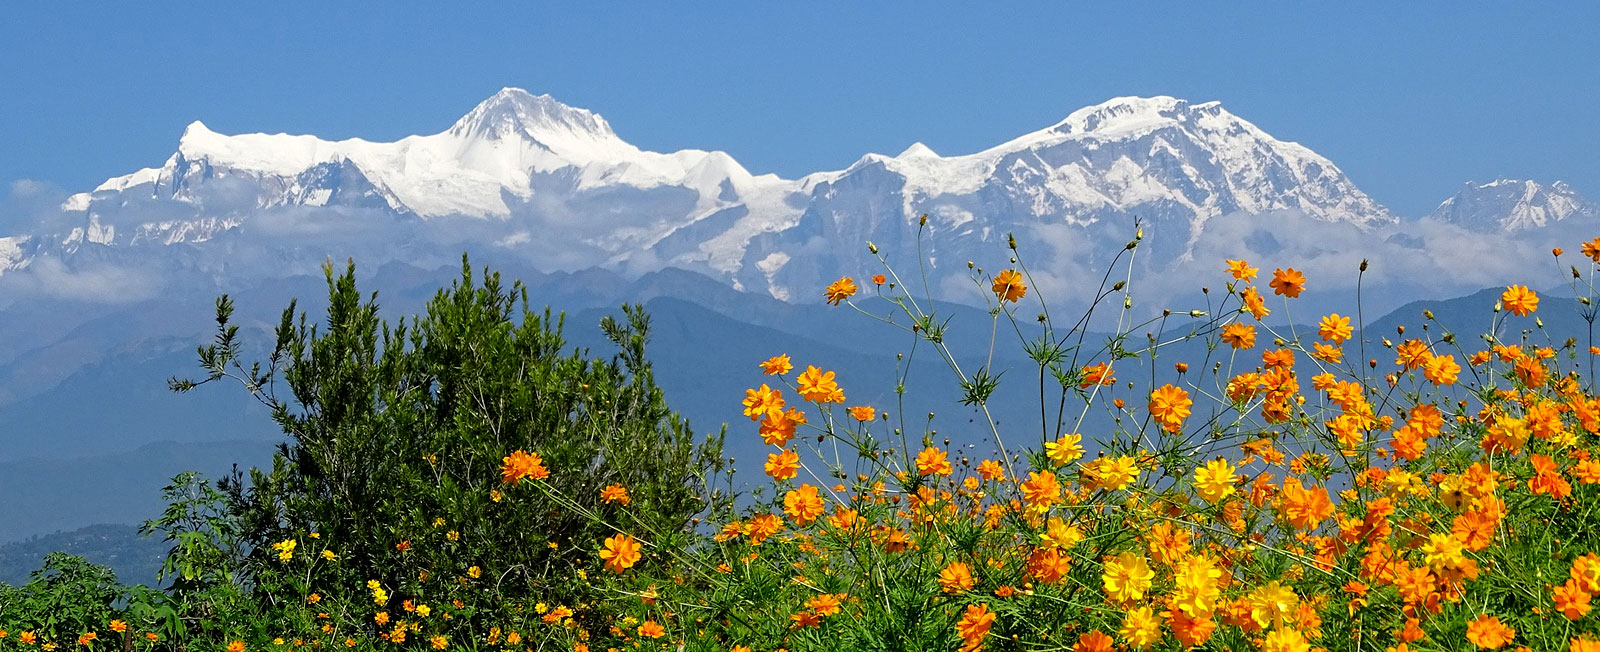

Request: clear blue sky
left=1, top=2, right=1596, bottom=216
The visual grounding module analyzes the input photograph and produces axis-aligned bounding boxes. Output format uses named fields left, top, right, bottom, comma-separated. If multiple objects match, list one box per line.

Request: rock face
left=1429, top=179, right=1597, bottom=231
left=12, top=90, right=1398, bottom=300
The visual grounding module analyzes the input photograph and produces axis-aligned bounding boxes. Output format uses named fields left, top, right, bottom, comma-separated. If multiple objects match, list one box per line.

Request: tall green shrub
left=172, top=257, right=725, bottom=630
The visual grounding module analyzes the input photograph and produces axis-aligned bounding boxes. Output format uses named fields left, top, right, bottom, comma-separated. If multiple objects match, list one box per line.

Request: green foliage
left=165, top=256, right=724, bottom=639
left=0, top=554, right=125, bottom=642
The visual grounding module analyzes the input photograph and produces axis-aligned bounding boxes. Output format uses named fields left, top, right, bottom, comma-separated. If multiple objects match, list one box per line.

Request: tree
left=172, top=256, right=725, bottom=627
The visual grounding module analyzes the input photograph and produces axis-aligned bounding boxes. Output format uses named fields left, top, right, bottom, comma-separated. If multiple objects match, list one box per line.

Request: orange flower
left=915, top=446, right=953, bottom=476
left=759, top=408, right=804, bottom=447
left=227, top=642, right=245, bottom=652
left=782, top=484, right=826, bottom=525
left=849, top=405, right=877, bottom=421
left=1020, top=471, right=1062, bottom=510
left=500, top=450, right=550, bottom=485
left=1148, top=384, right=1193, bottom=433
left=78, top=633, right=99, bottom=647
left=637, top=621, right=664, bottom=639
left=1080, top=362, right=1115, bottom=388
left=823, top=276, right=857, bottom=305
left=1269, top=268, right=1306, bottom=298
left=1221, top=322, right=1256, bottom=349
left=742, top=383, right=785, bottom=420
left=992, top=269, right=1027, bottom=303
left=1554, top=579, right=1593, bottom=620
left=1241, top=286, right=1270, bottom=320
left=1225, top=259, right=1258, bottom=281
left=805, top=593, right=844, bottom=617
left=1279, top=478, right=1334, bottom=530
left=1317, top=313, right=1353, bottom=344
left=939, top=561, right=976, bottom=593
left=746, top=513, right=784, bottom=545
left=1465, top=614, right=1514, bottom=649
left=872, top=274, right=886, bottom=286
left=1423, top=354, right=1461, bottom=386
left=977, top=459, right=1005, bottom=482
left=1584, top=236, right=1600, bottom=263
left=765, top=448, right=801, bottom=481
left=760, top=354, right=794, bottom=375
left=1501, top=285, right=1539, bottom=316
left=954, top=603, right=996, bottom=652
left=1074, top=631, right=1115, bottom=652
left=796, top=365, right=845, bottom=403
left=790, top=610, right=823, bottom=628
left=600, top=484, right=630, bottom=506
left=598, top=533, right=642, bottom=573
left=107, top=622, right=126, bottom=634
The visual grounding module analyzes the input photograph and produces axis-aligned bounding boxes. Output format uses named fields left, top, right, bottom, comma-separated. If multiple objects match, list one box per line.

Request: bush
left=160, top=257, right=726, bottom=647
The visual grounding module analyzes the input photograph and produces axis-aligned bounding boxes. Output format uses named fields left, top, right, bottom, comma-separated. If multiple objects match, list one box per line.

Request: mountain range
left=5, top=89, right=1589, bottom=304
left=1, top=89, right=1596, bottom=554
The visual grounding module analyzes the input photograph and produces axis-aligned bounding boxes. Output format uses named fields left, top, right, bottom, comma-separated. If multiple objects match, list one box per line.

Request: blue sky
left=1, top=2, right=1596, bottom=216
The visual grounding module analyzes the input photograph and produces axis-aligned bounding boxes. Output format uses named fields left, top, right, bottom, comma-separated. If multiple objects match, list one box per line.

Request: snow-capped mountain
left=7, top=89, right=1396, bottom=300
left=1429, top=179, right=1597, bottom=231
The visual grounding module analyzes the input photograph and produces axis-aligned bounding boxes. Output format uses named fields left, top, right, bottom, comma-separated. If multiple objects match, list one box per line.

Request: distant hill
left=0, top=523, right=167, bottom=587
left=0, top=439, right=276, bottom=544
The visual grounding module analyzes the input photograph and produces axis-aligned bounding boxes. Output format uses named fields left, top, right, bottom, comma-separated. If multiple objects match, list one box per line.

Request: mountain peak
left=1049, top=95, right=1230, bottom=137
left=1432, top=178, right=1597, bottom=230
left=446, top=88, right=617, bottom=142
left=896, top=142, right=939, bottom=159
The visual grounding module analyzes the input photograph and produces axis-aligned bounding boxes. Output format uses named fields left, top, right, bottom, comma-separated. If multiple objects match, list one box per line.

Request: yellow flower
left=1118, top=606, right=1161, bottom=649
left=1041, top=518, right=1083, bottom=550
left=1192, top=459, right=1238, bottom=504
left=1261, top=627, right=1310, bottom=652
left=1101, top=552, right=1154, bottom=603
left=1084, top=456, right=1138, bottom=492
left=1248, top=581, right=1300, bottom=629
left=321, top=549, right=338, bottom=560
left=1044, top=433, right=1084, bottom=465
left=271, top=538, right=297, bottom=562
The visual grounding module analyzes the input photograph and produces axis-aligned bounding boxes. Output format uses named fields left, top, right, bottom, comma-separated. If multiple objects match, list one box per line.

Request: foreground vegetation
left=5, top=226, right=1600, bottom=651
